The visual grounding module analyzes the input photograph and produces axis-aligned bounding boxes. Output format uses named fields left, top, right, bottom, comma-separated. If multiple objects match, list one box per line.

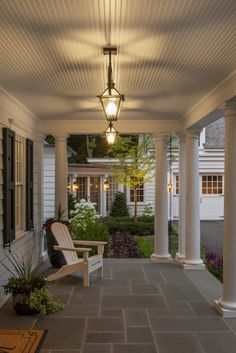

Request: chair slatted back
left=51, top=222, right=79, bottom=264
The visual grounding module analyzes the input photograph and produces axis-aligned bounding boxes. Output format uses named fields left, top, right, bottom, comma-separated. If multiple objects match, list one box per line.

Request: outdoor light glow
left=107, top=131, right=116, bottom=144
left=104, top=180, right=110, bottom=191
left=106, top=101, right=117, bottom=117
left=168, top=182, right=173, bottom=193
left=105, top=122, right=118, bottom=145
left=72, top=182, right=79, bottom=192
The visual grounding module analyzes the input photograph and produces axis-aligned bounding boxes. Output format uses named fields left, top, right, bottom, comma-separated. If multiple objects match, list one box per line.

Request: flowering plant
left=204, top=250, right=223, bottom=282
left=69, top=199, right=99, bottom=232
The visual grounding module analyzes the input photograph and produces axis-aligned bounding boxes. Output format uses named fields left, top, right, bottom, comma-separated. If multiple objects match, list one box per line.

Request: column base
left=175, top=253, right=185, bottom=264
left=214, top=300, right=236, bottom=317
left=151, top=253, right=172, bottom=263
left=182, top=259, right=205, bottom=270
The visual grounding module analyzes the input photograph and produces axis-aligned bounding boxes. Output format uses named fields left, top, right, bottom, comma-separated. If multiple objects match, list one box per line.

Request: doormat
left=0, top=330, right=47, bottom=353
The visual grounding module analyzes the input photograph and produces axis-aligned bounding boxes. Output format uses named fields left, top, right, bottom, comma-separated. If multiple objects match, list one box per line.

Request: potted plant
left=1, top=253, right=63, bottom=316
left=43, top=206, right=67, bottom=268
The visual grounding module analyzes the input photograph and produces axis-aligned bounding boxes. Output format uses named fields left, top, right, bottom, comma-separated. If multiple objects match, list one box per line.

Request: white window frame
left=15, top=135, right=26, bottom=235
left=129, top=183, right=145, bottom=204
left=174, top=174, right=179, bottom=195
left=201, top=174, right=224, bottom=196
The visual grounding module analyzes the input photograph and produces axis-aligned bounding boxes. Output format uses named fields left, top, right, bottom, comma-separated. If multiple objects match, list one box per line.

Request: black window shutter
left=3, top=128, right=15, bottom=245
left=26, top=138, right=34, bottom=231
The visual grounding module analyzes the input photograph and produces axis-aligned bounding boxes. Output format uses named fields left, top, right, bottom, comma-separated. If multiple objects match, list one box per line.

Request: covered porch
left=1, top=258, right=236, bottom=353
left=1, top=0, right=236, bottom=344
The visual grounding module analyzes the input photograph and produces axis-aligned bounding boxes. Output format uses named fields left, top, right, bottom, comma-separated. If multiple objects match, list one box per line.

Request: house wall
left=0, top=88, right=42, bottom=307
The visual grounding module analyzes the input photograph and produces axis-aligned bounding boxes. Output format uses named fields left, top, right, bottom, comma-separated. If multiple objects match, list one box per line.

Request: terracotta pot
left=12, top=294, right=39, bottom=315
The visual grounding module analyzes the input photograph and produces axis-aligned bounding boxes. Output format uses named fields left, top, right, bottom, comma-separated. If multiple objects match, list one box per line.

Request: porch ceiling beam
left=39, top=119, right=182, bottom=135
left=183, top=71, right=236, bottom=130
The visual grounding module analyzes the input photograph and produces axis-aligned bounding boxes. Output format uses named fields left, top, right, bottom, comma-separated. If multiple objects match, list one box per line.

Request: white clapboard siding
left=0, top=88, right=41, bottom=307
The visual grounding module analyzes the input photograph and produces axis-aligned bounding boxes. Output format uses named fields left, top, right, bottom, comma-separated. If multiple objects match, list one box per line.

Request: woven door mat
left=0, top=330, right=47, bottom=353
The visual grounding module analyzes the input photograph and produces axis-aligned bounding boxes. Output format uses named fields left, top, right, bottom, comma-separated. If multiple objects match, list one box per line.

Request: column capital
left=184, top=128, right=202, bottom=140
left=153, top=132, right=169, bottom=143
left=54, top=133, right=70, bottom=142
left=222, top=98, right=236, bottom=117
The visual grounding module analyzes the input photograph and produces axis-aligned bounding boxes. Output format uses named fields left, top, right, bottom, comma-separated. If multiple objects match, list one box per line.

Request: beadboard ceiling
left=0, top=0, right=235, bottom=123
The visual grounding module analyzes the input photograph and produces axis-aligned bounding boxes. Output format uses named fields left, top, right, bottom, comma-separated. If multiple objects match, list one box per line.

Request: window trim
left=15, top=135, right=26, bottom=234
left=201, top=174, right=224, bottom=196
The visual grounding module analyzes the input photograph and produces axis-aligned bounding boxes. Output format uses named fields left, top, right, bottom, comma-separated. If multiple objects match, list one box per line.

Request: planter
left=46, top=229, right=66, bottom=268
left=12, top=294, right=39, bottom=315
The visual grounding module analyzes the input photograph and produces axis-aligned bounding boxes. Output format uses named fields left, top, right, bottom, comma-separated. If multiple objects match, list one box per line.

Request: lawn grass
left=135, top=235, right=178, bottom=258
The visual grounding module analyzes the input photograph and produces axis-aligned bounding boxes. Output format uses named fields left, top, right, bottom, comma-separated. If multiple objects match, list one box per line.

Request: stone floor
left=1, top=259, right=236, bottom=353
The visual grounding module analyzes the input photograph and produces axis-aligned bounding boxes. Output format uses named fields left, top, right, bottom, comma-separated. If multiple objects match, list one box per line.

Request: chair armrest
left=73, top=240, right=108, bottom=246
left=54, top=245, right=92, bottom=253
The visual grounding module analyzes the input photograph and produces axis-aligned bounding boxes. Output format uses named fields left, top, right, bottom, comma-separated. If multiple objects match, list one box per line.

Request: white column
left=176, top=133, right=186, bottom=261
left=100, top=175, right=107, bottom=216
left=151, top=134, right=171, bottom=262
left=215, top=100, right=236, bottom=316
left=183, top=129, right=204, bottom=269
left=54, top=133, right=69, bottom=220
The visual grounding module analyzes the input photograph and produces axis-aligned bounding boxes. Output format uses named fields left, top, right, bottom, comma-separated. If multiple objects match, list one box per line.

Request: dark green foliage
left=104, top=218, right=154, bottom=236
left=1, top=253, right=46, bottom=296
left=3, top=276, right=46, bottom=297
left=110, top=192, right=129, bottom=217
left=45, top=135, right=55, bottom=144
left=68, top=135, right=88, bottom=164
left=109, top=231, right=143, bottom=258
left=137, top=214, right=154, bottom=223
left=68, top=193, right=76, bottom=217
left=71, top=222, right=110, bottom=257
left=1, top=253, right=63, bottom=316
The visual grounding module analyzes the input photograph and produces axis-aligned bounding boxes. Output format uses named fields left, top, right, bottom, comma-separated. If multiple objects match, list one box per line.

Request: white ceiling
left=0, top=0, right=235, bottom=124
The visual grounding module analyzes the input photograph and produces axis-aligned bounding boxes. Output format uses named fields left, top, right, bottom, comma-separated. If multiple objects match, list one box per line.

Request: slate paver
left=155, top=332, right=203, bottom=353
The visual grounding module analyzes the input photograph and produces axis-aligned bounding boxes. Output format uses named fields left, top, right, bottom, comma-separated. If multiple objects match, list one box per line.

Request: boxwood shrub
left=103, top=217, right=154, bottom=236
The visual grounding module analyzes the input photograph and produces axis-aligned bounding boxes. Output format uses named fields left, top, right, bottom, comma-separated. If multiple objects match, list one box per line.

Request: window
left=15, top=137, right=25, bottom=231
left=130, top=184, right=144, bottom=202
left=175, top=174, right=179, bottom=195
left=90, top=177, right=100, bottom=213
left=76, top=177, right=87, bottom=201
left=106, top=176, right=119, bottom=212
left=202, top=175, right=223, bottom=195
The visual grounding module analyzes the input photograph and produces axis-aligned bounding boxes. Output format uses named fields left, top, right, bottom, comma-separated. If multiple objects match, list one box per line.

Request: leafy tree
left=108, top=135, right=154, bottom=220
left=110, top=192, right=129, bottom=217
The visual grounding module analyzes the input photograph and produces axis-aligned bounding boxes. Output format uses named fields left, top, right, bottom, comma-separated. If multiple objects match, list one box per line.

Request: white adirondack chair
left=46, top=222, right=107, bottom=287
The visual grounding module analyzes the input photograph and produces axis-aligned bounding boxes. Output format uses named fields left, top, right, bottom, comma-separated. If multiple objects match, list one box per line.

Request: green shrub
left=71, top=222, right=110, bottom=257
left=103, top=218, right=154, bottom=236
left=110, top=192, right=129, bottom=217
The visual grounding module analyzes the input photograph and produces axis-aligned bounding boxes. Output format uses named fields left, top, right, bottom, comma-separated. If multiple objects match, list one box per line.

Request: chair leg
left=83, top=267, right=90, bottom=287
left=97, top=265, right=104, bottom=278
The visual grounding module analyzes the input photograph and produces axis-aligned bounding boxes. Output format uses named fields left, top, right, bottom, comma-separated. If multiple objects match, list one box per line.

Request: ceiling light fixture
left=98, top=46, right=125, bottom=122
left=104, top=121, right=119, bottom=145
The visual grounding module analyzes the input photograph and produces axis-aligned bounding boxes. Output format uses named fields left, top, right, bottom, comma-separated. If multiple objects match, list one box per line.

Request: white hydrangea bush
left=69, top=199, right=99, bottom=232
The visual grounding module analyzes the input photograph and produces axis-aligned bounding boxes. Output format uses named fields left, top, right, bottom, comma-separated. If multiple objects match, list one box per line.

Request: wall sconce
left=98, top=46, right=124, bottom=122
left=168, top=181, right=173, bottom=193
left=104, top=179, right=110, bottom=191
left=72, top=181, right=79, bottom=192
